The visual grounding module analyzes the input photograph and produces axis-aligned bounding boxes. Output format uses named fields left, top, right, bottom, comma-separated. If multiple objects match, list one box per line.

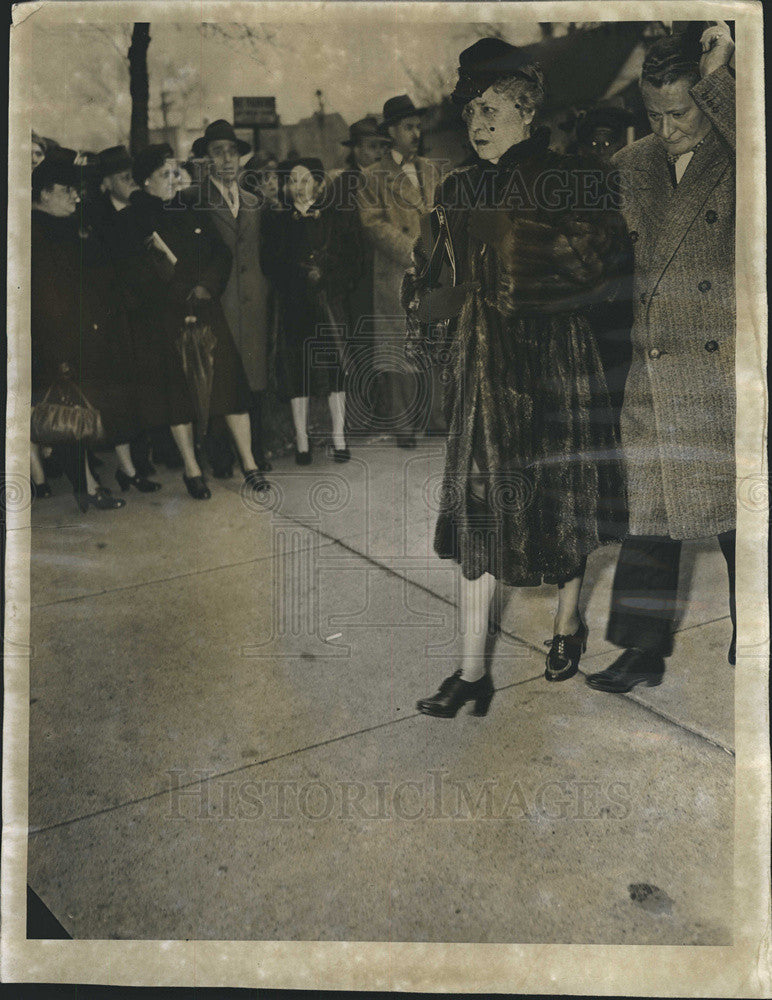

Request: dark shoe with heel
left=31, top=479, right=52, bottom=499
left=76, top=487, right=126, bottom=513
left=417, top=670, right=494, bottom=718
left=332, top=447, right=351, bottom=463
left=183, top=474, right=211, bottom=500
left=244, top=469, right=270, bottom=492
left=545, top=618, right=588, bottom=682
left=295, top=444, right=313, bottom=466
left=586, top=649, right=665, bottom=693
left=116, top=469, right=162, bottom=493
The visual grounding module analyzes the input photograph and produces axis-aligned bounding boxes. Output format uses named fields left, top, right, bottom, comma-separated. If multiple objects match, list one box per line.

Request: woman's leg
left=459, top=571, right=497, bottom=682
left=114, top=443, right=136, bottom=477
left=290, top=396, right=309, bottom=452
left=328, top=391, right=346, bottom=451
left=84, top=450, right=100, bottom=494
left=170, top=424, right=202, bottom=478
left=554, top=559, right=587, bottom=636
left=224, top=412, right=257, bottom=472
left=30, top=442, right=46, bottom=485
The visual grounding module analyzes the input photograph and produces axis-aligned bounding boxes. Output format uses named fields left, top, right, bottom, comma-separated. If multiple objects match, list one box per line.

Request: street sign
left=233, top=97, right=278, bottom=128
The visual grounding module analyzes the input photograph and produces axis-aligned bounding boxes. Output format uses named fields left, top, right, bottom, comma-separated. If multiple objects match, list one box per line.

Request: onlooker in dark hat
left=242, top=149, right=280, bottom=208
left=31, top=156, right=137, bottom=510
left=114, top=144, right=263, bottom=500
left=357, top=94, right=444, bottom=446
left=575, top=105, right=633, bottom=162
left=190, top=117, right=273, bottom=487
left=260, top=156, right=362, bottom=463
left=326, top=116, right=389, bottom=435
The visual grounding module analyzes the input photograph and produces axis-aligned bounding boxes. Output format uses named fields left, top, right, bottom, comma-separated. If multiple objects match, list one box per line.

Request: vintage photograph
left=2, top=0, right=769, bottom=992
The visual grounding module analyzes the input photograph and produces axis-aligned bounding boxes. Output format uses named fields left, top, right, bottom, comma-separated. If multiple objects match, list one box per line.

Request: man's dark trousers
left=606, top=531, right=736, bottom=655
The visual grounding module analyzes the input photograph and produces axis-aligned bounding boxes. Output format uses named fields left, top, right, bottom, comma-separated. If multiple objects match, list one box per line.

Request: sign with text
left=233, top=96, right=278, bottom=128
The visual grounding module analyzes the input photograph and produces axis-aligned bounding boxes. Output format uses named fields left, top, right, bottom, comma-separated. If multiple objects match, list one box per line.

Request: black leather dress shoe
left=586, top=649, right=665, bottom=693
left=417, top=670, right=494, bottom=718
left=295, top=445, right=312, bottom=466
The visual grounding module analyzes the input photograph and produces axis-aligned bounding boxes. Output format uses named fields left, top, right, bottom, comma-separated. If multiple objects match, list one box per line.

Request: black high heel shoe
left=76, top=487, right=126, bottom=513
left=417, top=670, right=494, bottom=718
left=183, top=474, right=211, bottom=500
left=116, top=469, right=162, bottom=493
left=545, top=618, right=588, bottom=682
left=31, top=478, right=52, bottom=499
left=332, top=446, right=351, bottom=463
left=295, top=443, right=312, bottom=466
left=243, top=468, right=270, bottom=492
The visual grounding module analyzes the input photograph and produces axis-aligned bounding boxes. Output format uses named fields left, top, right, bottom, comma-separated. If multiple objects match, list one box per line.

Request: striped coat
left=612, top=66, right=736, bottom=539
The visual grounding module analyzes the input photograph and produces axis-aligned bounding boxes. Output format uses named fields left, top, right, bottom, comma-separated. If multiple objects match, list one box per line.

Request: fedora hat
left=96, top=144, right=133, bottom=179
left=379, top=95, right=428, bottom=132
left=341, top=116, right=389, bottom=147
left=191, top=120, right=251, bottom=158
left=451, top=37, right=541, bottom=106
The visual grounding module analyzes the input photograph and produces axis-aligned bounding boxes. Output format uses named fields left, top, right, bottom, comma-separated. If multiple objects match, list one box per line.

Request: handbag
left=404, top=205, right=478, bottom=365
left=175, top=302, right=218, bottom=429
left=31, top=363, right=105, bottom=446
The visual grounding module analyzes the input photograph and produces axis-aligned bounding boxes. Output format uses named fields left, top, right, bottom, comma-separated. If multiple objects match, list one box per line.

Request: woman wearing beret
left=260, top=157, right=362, bottom=463
left=30, top=156, right=135, bottom=510
left=114, top=144, right=264, bottom=500
left=408, top=39, right=631, bottom=717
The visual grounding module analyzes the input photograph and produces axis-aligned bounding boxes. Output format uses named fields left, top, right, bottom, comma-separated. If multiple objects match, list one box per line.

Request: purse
left=31, top=363, right=105, bottom=446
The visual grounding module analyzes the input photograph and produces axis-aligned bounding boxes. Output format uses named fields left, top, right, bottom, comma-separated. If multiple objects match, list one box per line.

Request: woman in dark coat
left=260, top=157, right=363, bottom=463
left=30, top=155, right=135, bottom=511
left=114, top=145, right=265, bottom=499
left=407, top=40, right=631, bottom=717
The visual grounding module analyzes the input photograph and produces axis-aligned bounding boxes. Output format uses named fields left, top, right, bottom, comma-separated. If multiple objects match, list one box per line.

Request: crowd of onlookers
left=29, top=86, right=637, bottom=512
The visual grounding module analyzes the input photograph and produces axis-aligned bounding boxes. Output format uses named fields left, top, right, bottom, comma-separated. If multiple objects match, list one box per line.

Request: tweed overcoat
left=612, top=66, right=736, bottom=539
left=357, top=151, right=441, bottom=369
left=190, top=177, right=272, bottom=392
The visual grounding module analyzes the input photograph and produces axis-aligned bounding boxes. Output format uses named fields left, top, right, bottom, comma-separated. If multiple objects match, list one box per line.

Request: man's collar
left=391, top=149, right=417, bottom=167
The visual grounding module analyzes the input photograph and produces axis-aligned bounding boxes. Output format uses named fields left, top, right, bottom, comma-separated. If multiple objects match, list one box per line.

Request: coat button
left=705, top=340, right=719, bottom=352
left=698, top=280, right=712, bottom=292
left=639, top=292, right=647, bottom=304
left=629, top=230, right=638, bottom=243
left=648, top=348, right=661, bottom=360
left=705, top=210, right=717, bottom=223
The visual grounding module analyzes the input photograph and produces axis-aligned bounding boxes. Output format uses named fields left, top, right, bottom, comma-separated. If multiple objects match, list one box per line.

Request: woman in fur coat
left=407, top=39, right=632, bottom=717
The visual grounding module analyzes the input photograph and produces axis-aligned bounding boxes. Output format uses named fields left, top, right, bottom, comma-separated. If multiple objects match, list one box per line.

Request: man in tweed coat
left=357, top=96, right=443, bottom=447
left=588, top=24, right=737, bottom=693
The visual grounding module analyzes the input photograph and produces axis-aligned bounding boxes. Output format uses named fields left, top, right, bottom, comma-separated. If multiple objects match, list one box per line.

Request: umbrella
left=175, top=309, right=217, bottom=430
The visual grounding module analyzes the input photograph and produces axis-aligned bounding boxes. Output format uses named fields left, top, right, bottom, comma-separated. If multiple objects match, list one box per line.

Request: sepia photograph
left=2, top=0, right=769, bottom=992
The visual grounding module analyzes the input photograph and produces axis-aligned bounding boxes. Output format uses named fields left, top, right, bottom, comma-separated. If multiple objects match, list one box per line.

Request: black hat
left=379, top=95, right=428, bottom=131
left=31, top=155, right=80, bottom=194
left=132, top=143, right=174, bottom=187
left=191, top=120, right=251, bottom=158
left=451, top=37, right=541, bottom=106
left=96, top=144, right=133, bottom=179
left=284, top=156, right=325, bottom=178
left=342, top=116, right=389, bottom=147
left=576, top=106, right=634, bottom=143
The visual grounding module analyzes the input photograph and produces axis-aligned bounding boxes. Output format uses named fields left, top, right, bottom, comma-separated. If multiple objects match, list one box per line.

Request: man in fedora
left=189, top=119, right=272, bottom=483
left=329, top=117, right=389, bottom=433
left=357, top=95, right=443, bottom=447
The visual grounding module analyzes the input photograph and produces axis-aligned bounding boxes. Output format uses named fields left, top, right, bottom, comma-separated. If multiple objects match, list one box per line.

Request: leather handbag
left=31, top=363, right=105, bottom=446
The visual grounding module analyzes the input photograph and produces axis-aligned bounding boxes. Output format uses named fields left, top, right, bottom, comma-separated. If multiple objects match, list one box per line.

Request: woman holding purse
left=115, top=145, right=267, bottom=499
left=31, top=154, right=136, bottom=511
left=406, top=40, right=632, bottom=717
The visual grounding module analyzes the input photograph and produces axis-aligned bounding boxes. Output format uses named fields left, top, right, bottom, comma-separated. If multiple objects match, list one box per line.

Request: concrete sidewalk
left=27, top=438, right=735, bottom=943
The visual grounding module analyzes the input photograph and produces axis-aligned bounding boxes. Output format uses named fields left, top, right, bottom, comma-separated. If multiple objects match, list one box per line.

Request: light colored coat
left=357, top=151, right=441, bottom=369
left=199, top=177, right=271, bottom=391
left=612, top=66, right=735, bottom=539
